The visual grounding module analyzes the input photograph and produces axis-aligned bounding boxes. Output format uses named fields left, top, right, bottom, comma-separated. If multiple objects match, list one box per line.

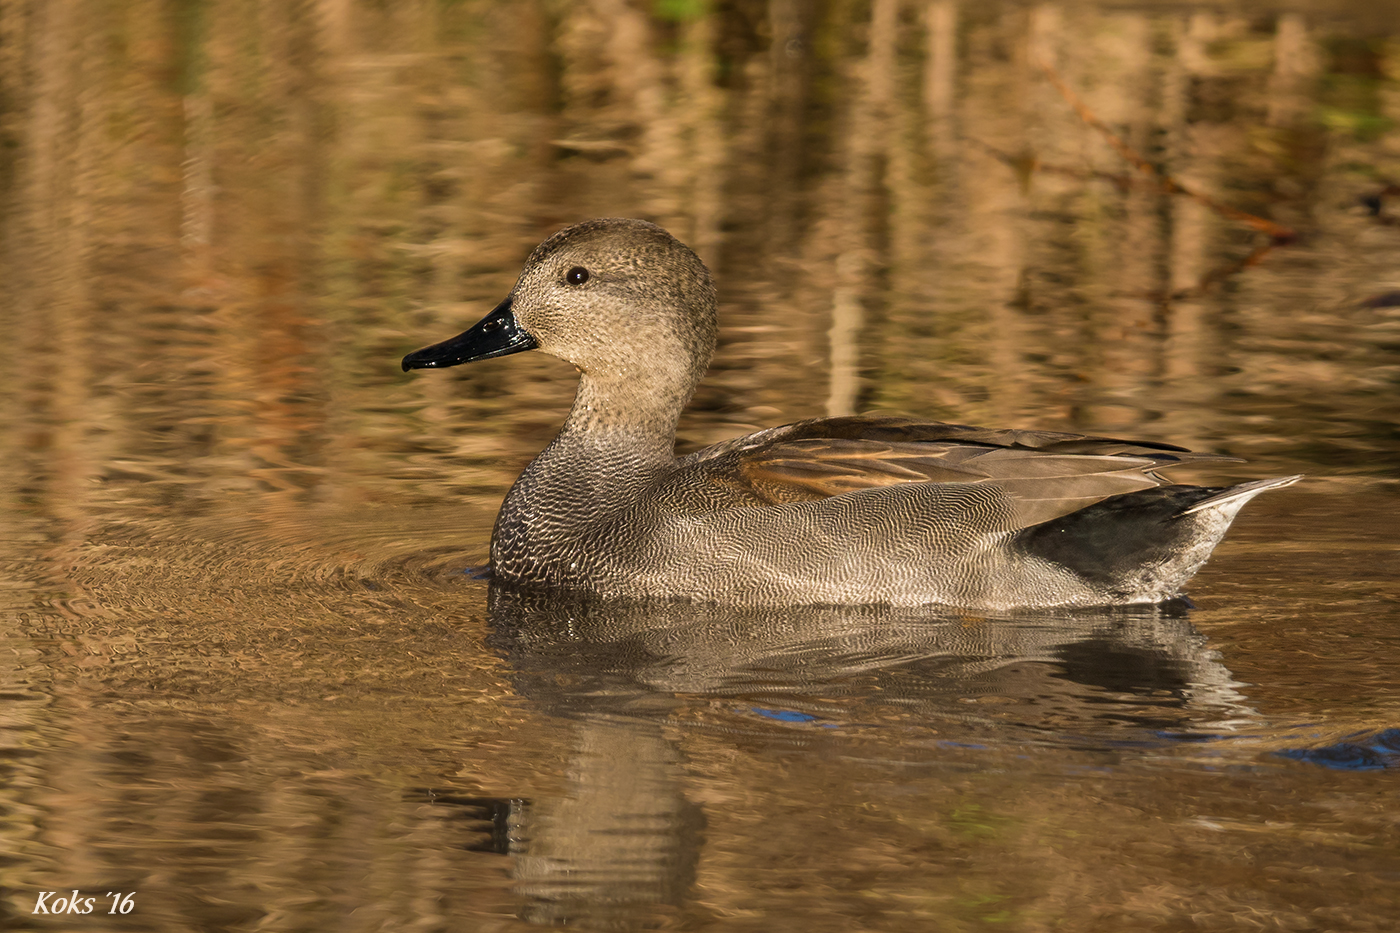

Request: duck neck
left=505, top=369, right=692, bottom=529
left=553, top=370, right=689, bottom=466
left=493, top=371, right=690, bottom=574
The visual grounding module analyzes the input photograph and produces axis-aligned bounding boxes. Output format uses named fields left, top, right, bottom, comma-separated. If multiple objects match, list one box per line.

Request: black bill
left=402, top=297, right=538, bottom=371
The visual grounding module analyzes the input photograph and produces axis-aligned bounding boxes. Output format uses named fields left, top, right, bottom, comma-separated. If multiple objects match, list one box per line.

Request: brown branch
left=1037, top=61, right=1298, bottom=245
left=1120, top=241, right=1287, bottom=303
left=1169, top=240, right=1284, bottom=301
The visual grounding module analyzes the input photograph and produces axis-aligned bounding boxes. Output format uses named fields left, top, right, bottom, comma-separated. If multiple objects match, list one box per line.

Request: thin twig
left=1170, top=240, right=1283, bottom=300
left=969, top=138, right=1139, bottom=192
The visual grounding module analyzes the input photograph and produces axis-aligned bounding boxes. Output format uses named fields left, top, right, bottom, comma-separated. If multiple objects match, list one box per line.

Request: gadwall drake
left=403, top=219, right=1300, bottom=609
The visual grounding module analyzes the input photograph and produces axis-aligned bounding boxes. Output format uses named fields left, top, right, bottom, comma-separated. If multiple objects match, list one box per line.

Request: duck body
left=404, top=219, right=1299, bottom=610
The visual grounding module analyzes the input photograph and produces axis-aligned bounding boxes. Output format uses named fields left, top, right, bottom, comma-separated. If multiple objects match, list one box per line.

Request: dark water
left=2, top=0, right=1399, bottom=929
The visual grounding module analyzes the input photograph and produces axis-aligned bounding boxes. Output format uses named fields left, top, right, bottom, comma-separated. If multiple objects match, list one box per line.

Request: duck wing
left=687, top=416, right=1238, bottom=527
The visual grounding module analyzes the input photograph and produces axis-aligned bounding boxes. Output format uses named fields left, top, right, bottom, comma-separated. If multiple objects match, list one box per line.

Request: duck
left=402, top=218, right=1300, bottom=609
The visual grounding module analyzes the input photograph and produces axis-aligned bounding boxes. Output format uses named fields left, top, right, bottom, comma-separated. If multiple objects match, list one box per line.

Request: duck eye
left=565, top=266, right=590, bottom=286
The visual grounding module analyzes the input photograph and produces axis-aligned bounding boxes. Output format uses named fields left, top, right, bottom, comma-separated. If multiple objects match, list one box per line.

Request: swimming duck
left=403, top=218, right=1299, bottom=609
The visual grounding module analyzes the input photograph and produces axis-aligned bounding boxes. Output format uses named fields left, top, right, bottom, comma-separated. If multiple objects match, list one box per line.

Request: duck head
left=402, top=219, right=718, bottom=403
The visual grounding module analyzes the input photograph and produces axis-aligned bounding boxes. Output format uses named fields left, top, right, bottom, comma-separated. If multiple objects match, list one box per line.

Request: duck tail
left=1178, top=475, right=1303, bottom=516
left=1014, top=475, right=1303, bottom=604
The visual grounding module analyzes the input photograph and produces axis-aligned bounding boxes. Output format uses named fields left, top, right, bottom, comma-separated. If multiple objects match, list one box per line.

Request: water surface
left=2, top=1, right=1398, bottom=930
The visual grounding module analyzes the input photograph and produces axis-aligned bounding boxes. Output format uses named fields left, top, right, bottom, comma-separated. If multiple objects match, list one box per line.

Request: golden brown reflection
left=1, top=526, right=1397, bottom=931
left=4, top=0, right=1399, bottom=546
left=1, top=1, right=1399, bottom=930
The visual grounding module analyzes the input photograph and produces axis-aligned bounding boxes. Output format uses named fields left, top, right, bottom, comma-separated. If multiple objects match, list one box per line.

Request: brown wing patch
left=687, top=415, right=1237, bottom=526
left=729, top=424, right=1231, bottom=523
left=737, top=438, right=1026, bottom=503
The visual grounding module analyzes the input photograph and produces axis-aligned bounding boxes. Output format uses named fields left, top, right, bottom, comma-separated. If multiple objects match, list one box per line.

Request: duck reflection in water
left=433, top=586, right=1253, bottom=929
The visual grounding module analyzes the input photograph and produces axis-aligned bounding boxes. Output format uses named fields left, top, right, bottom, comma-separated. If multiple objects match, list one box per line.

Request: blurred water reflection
left=2, top=0, right=1399, bottom=930
left=485, top=591, right=1255, bottom=926
left=489, top=587, right=1253, bottom=736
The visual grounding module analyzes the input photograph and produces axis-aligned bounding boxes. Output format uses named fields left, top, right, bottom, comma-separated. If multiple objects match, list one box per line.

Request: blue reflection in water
left=1275, top=729, right=1400, bottom=771
left=749, top=707, right=821, bottom=723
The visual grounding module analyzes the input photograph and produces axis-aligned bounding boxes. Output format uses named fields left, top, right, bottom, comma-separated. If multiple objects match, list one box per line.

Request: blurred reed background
left=1, top=0, right=1397, bottom=530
